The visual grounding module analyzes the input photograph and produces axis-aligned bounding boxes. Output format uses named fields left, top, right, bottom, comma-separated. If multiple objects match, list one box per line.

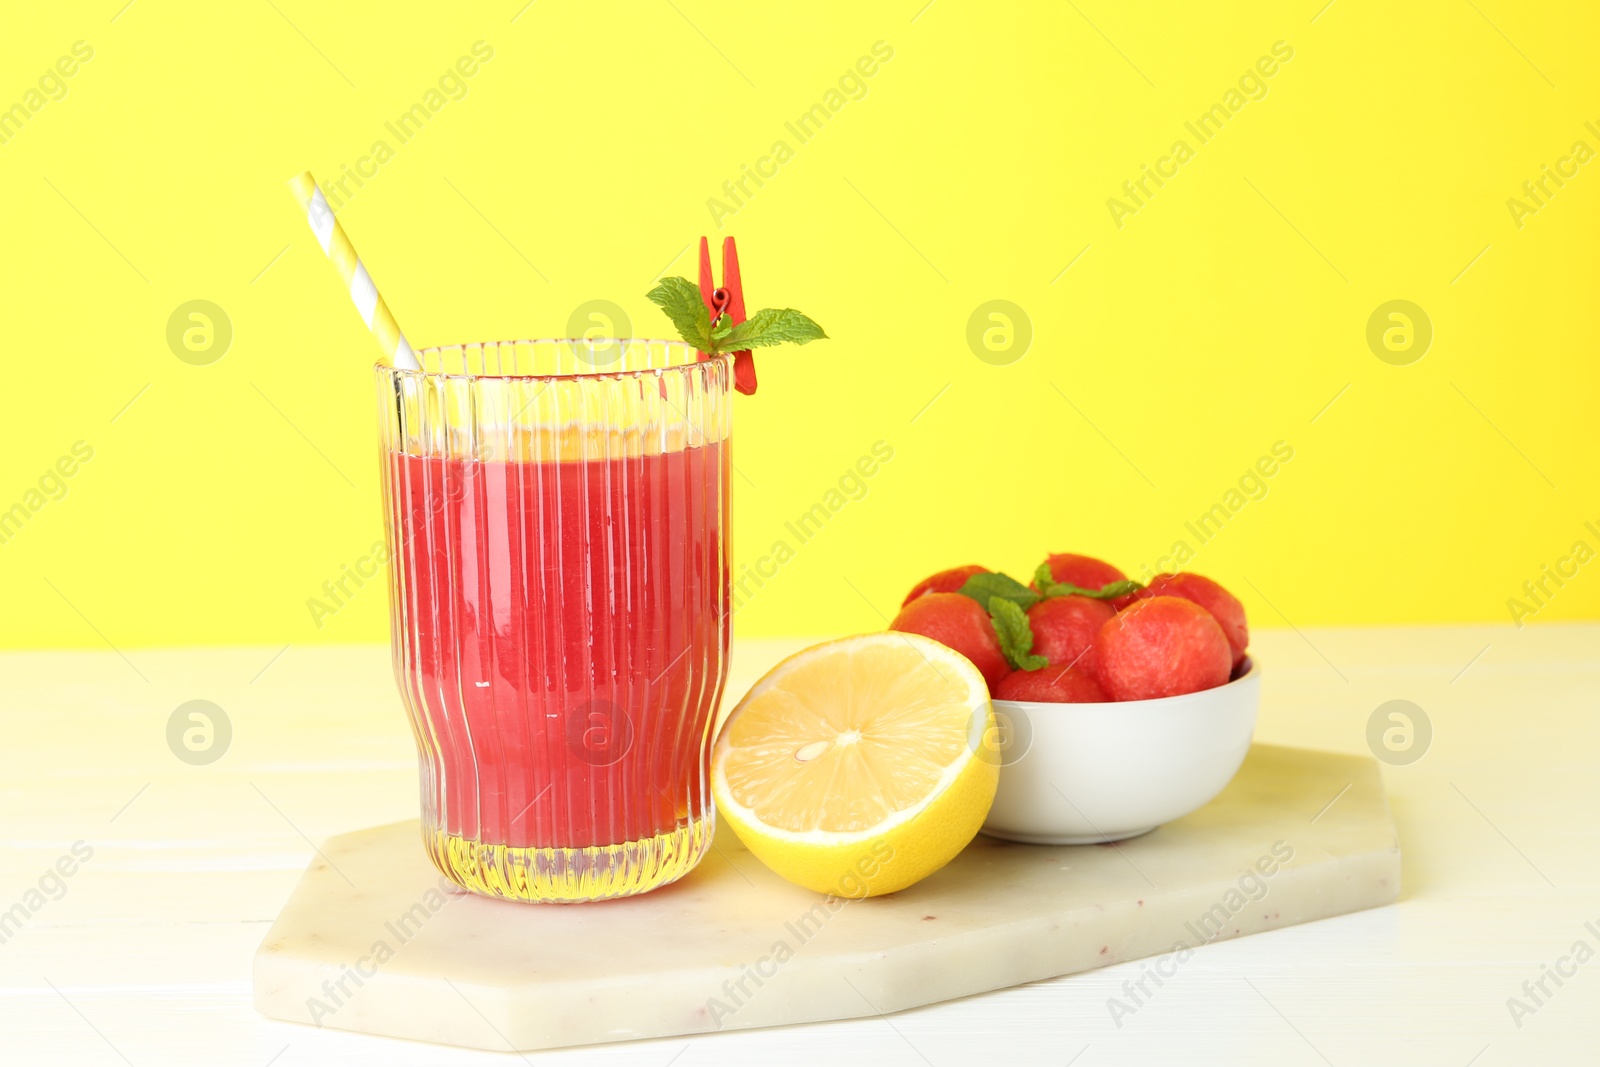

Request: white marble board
left=253, top=743, right=1400, bottom=1052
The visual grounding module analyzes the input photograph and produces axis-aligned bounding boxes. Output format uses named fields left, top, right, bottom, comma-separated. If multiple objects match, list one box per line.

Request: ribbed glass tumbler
left=376, top=340, right=731, bottom=903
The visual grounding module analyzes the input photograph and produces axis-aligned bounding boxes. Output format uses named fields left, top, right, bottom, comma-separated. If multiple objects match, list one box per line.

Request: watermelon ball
left=995, top=664, right=1108, bottom=703
left=901, top=565, right=989, bottom=607
left=889, top=592, right=1009, bottom=689
left=1038, top=553, right=1127, bottom=592
left=1026, top=595, right=1114, bottom=670
left=1095, top=596, right=1231, bottom=701
left=1108, top=585, right=1145, bottom=612
left=1108, top=594, right=1140, bottom=612
left=1137, top=573, right=1249, bottom=668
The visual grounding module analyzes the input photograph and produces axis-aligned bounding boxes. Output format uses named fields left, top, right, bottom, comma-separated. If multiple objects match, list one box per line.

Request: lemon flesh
left=713, top=632, right=999, bottom=897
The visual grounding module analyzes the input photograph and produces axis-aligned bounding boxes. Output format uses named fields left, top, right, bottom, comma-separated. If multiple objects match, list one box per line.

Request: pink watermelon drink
left=379, top=340, right=730, bottom=902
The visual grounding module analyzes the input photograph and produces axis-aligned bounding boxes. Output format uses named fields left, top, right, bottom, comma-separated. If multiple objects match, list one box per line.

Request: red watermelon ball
left=1094, top=596, right=1231, bottom=701
left=1108, top=586, right=1144, bottom=612
left=901, top=565, right=989, bottom=607
left=889, top=592, right=1009, bottom=689
left=995, top=664, right=1109, bottom=703
left=1123, top=573, right=1249, bottom=668
left=1026, top=595, right=1113, bottom=670
left=1038, top=553, right=1126, bottom=591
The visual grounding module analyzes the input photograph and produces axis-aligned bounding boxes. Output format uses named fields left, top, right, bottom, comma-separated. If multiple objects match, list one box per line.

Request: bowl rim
left=991, top=655, right=1259, bottom=714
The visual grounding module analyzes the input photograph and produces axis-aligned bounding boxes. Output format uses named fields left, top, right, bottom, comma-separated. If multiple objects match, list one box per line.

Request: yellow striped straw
left=286, top=171, right=421, bottom=371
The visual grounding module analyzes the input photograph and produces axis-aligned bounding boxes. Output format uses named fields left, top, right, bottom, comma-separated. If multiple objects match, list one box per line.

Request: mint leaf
left=1033, top=562, right=1143, bottom=601
left=645, top=276, right=829, bottom=358
left=988, top=597, right=1048, bottom=672
left=957, top=572, right=1040, bottom=612
left=647, top=276, right=712, bottom=350
left=1084, top=579, right=1143, bottom=600
left=723, top=308, right=827, bottom=350
left=1032, top=563, right=1057, bottom=594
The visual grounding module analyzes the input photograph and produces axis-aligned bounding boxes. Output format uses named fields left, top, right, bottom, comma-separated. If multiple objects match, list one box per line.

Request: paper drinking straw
left=286, top=171, right=422, bottom=371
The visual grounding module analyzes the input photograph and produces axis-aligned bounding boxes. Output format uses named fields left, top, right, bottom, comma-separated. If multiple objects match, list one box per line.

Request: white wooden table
left=3, top=625, right=1596, bottom=1065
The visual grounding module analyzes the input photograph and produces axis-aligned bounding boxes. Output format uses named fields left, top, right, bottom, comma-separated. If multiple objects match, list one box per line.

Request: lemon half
left=712, top=632, right=1000, bottom=897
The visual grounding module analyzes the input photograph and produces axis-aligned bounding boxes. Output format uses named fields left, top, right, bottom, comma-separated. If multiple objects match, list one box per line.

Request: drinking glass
left=376, top=339, right=730, bottom=903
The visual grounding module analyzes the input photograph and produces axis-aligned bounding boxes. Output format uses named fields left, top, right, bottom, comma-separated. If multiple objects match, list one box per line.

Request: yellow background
left=1, top=0, right=1596, bottom=651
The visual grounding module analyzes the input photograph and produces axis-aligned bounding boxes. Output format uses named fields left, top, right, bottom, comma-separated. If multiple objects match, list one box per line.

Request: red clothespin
left=697, top=236, right=757, bottom=395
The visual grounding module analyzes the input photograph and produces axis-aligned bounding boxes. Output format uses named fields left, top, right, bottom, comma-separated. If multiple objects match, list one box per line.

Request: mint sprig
left=956, top=572, right=1040, bottom=612
left=987, top=597, right=1048, bottom=672
left=647, top=276, right=827, bottom=356
left=953, top=566, right=1143, bottom=674
left=1032, top=563, right=1143, bottom=601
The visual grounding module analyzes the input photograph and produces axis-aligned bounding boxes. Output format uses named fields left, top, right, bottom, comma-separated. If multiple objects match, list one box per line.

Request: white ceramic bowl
left=981, top=659, right=1260, bottom=845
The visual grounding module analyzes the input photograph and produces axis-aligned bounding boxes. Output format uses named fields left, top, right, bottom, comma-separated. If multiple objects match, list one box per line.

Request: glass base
left=423, top=812, right=715, bottom=903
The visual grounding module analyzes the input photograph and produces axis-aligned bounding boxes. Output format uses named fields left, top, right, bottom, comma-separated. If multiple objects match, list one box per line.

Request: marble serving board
left=254, top=744, right=1400, bottom=1052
